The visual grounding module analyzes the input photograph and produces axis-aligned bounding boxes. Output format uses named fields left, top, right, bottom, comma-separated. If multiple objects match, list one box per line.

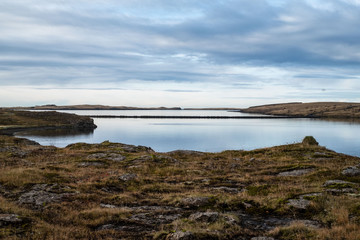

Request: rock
left=166, top=231, right=194, bottom=240
left=87, top=153, right=125, bottom=161
left=287, top=198, right=311, bottom=210
left=0, top=214, right=22, bottom=226
left=78, top=161, right=105, bottom=167
left=180, top=197, right=212, bottom=208
left=278, top=168, right=314, bottom=177
left=323, top=180, right=356, bottom=188
left=130, top=212, right=181, bottom=225
left=287, top=193, right=322, bottom=210
left=189, top=211, right=219, bottom=223
left=119, top=173, right=137, bottom=182
left=18, top=184, right=74, bottom=209
left=294, top=220, right=321, bottom=228
left=302, top=136, right=319, bottom=146
left=251, top=237, right=275, bottom=240
left=223, top=215, right=238, bottom=225
left=154, top=155, right=178, bottom=163
left=100, top=203, right=117, bottom=209
left=342, top=166, right=360, bottom=177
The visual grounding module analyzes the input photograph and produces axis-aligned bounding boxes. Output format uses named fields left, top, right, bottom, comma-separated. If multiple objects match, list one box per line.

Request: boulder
left=180, top=197, right=212, bottom=208
left=342, top=166, right=360, bottom=177
left=189, top=211, right=219, bottom=223
left=0, top=214, right=22, bottom=226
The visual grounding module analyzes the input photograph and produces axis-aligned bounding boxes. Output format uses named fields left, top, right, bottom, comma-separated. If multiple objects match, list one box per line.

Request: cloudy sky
left=1, top=0, right=360, bottom=107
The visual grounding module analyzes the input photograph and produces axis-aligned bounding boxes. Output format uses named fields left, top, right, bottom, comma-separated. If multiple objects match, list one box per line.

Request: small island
left=0, top=106, right=359, bottom=239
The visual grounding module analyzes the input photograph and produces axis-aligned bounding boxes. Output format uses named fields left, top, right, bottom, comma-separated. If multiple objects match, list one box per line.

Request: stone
left=100, top=203, right=117, bottom=209
left=166, top=231, right=194, bottom=240
left=342, top=166, right=360, bottom=177
left=118, top=173, right=137, bottom=182
left=18, top=184, right=74, bottom=209
left=323, top=180, right=356, bottom=188
left=87, top=153, right=125, bottom=161
left=181, top=197, right=212, bottom=208
left=189, top=211, right=219, bottom=223
left=0, top=214, right=22, bottom=226
left=287, top=198, right=311, bottom=210
left=278, top=168, right=314, bottom=177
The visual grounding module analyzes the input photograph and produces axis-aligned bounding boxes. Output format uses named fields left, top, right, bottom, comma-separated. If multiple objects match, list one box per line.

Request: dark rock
left=302, top=136, right=319, bottom=146
left=0, top=214, right=22, bottom=226
left=119, top=173, right=137, bottom=182
left=189, top=211, right=219, bottom=223
left=180, top=197, right=212, bottom=208
left=342, top=166, right=360, bottom=177
left=130, top=212, right=181, bottom=225
left=287, top=198, right=311, bottom=210
left=278, top=168, right=314, bottom=177
left=18, top=184, right=74, bottom=209
left=166, top=231, right=194, bottom=240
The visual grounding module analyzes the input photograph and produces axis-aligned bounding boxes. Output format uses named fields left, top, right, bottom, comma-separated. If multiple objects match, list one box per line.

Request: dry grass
left=0, top=133, right=359, bottom=239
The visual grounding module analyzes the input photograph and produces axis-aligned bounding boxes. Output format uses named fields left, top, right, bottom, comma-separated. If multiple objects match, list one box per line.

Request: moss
left=247, top=184, right=271, bottom=196
left=273, top=225, right=316, bottom=240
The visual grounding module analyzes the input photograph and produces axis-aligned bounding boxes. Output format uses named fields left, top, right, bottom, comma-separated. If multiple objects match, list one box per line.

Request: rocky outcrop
left=342, top=164, right=360, bottom=177
left=0, top=214, right=22, bottom=226
left=278, top=168, right=315, bottom=177
left=189, top=211, right=219, bottom=223
left=18, top=184, right=75, bottom=209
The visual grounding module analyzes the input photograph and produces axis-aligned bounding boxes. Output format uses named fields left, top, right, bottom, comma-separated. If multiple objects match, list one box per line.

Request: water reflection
left=15, top=111, right=360, bottom=157
left=18, top=128, right=94, bottom=137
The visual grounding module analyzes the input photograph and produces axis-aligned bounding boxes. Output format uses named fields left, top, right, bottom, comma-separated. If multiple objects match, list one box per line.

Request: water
left=16, top=110, right=360, bottom=156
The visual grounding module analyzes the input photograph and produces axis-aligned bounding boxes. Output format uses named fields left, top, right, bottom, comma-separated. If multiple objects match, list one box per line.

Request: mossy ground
left=0, top=134, right=359, bottom=239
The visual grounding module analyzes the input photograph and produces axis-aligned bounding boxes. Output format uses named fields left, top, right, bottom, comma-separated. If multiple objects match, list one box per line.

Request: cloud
left=0, top=0, right=359, bottom=106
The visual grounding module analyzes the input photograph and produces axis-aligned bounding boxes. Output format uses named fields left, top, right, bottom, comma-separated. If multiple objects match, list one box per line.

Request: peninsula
left=240, top=102, right=360, bottom=119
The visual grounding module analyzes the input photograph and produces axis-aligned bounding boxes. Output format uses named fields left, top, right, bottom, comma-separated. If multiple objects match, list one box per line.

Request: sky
left=0, top=0, right=360, bottom=108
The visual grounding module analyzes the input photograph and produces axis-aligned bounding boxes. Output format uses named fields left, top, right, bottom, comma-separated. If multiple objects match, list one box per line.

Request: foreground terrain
left=0, top=109, right=360, bottom=239
left=0, top=137, right=360, bottom=239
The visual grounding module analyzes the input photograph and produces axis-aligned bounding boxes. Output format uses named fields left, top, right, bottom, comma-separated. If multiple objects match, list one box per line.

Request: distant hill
left=11, top=104, right=182, bottom=111
left=240, top=102, right=360, bottom=118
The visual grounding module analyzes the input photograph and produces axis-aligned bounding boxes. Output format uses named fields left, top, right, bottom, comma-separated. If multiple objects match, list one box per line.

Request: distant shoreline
left=84, top=115, right=299, bottom=119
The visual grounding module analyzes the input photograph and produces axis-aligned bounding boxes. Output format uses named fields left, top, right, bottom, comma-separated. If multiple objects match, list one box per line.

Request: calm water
left=16, top=110, right=360, bottom=156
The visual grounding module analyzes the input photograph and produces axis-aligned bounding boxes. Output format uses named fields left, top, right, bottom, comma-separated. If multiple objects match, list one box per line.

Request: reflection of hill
left=17, top=128, right=94, bottom=137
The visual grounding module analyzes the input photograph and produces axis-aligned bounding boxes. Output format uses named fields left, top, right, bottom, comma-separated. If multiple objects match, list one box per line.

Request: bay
left=16, top=110, right=360, bottom=156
